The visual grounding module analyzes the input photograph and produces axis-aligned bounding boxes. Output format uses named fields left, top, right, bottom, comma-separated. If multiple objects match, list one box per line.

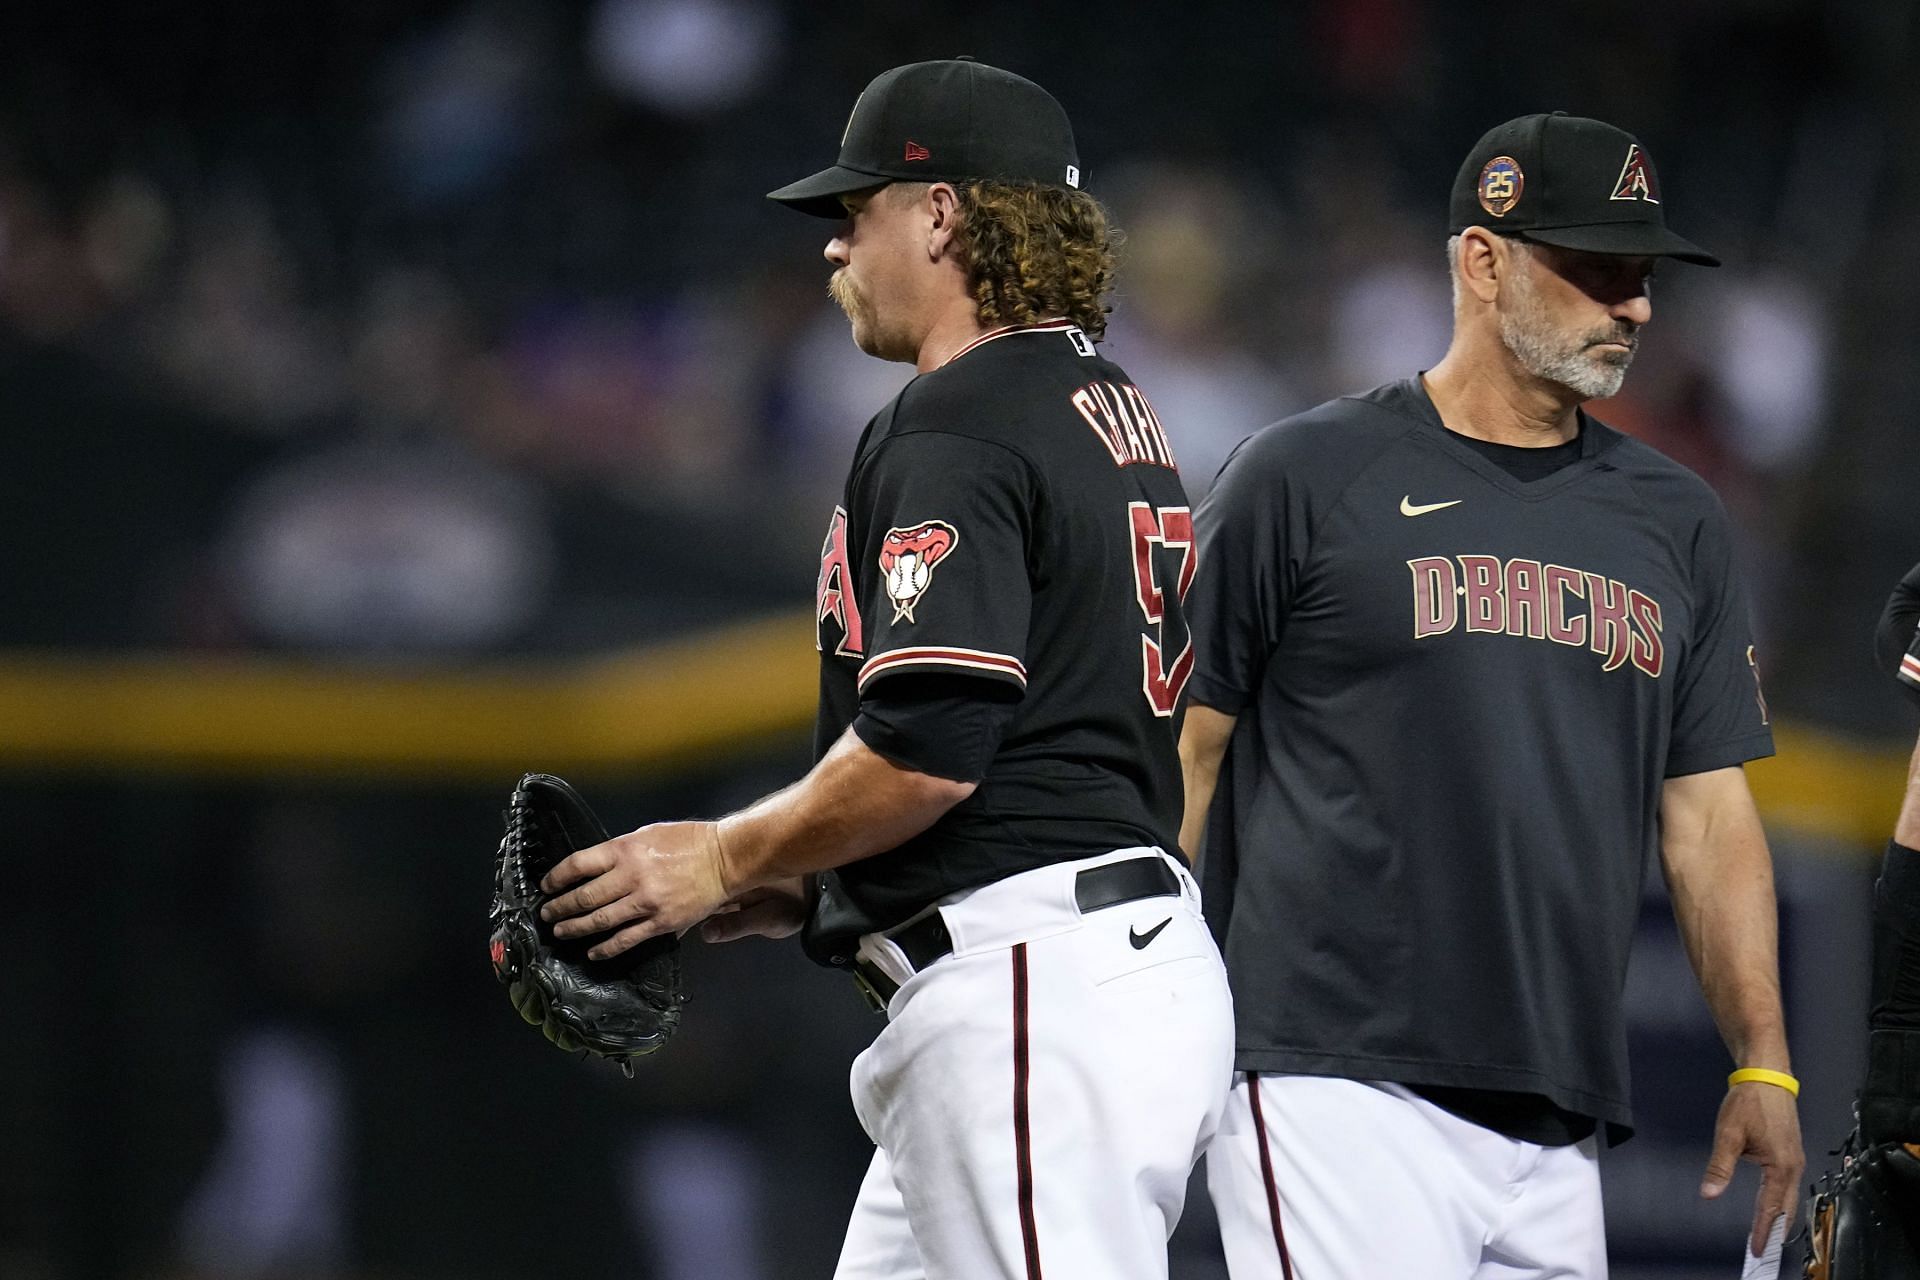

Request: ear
left=925, top=183, right=962, bottom=263
left=1456, top=228, right=1507, bottom=306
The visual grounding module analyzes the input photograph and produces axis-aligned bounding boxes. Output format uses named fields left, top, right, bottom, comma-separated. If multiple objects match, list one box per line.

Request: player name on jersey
left=1407, top=554, right=1665, bottom=678
left=1069, top=380, right=1179, bottom=470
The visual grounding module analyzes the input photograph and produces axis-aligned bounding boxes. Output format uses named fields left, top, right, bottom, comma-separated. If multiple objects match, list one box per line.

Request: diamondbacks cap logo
left=879, top=521, right=957, bottom=622
left=1610, top=143, right=1660, bottom=204
left=904, top=140, right=930, bottom=162
left=1478, top=156, right=1524, bottom=217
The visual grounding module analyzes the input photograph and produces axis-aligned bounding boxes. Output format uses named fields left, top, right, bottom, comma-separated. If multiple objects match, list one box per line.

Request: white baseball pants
left=832, top=848, right=1236, bottom=1280
left=1208, top=1074, right=1607, bottom=1280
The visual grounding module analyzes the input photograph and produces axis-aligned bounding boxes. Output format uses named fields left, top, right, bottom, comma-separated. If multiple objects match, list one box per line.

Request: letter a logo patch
left=1610, top=144, right=1660, bottom=204
left=878, top=521, right=958, bottom=622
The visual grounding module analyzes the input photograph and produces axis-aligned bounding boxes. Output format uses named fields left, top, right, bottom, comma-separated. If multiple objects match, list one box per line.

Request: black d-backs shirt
left=806, top=320, right=1194, bottom=956
left=1188, top=377, right=1774, bottom=1134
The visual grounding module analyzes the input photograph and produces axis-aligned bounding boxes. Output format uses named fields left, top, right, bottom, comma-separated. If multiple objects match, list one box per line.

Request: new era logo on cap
left=905, top=140, right=930, bottom=162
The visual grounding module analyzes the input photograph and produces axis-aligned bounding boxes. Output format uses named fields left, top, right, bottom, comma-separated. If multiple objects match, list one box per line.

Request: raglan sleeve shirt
left=1186, top=428, right=1311, bottom=714
left=1661, top=491, right=1776, bottom=776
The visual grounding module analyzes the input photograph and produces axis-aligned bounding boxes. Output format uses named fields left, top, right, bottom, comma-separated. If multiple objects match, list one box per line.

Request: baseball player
left=1179, top=113, right=1805, bottom=1278
left=1863, top=561, right=1920, bottom=1154
left=1800, top=563, right=1920, bottom=1276
left=538, top=59, right=1234, bottom=1279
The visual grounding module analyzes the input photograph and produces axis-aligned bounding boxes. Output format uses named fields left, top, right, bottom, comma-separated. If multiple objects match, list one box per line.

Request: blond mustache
left=829, top=271, right=859, bottom=312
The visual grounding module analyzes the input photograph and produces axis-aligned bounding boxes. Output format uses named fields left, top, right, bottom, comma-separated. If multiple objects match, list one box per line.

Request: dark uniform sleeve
left=853, top=675, right=1021, bottom=783
left=1186, top=428, right=1309, bottom=713
left=1664, top=496, right=1776, bottom=777
left=1874, top=559, right=1920, bottom=707
left=848, top=431, right=1034, bottom=697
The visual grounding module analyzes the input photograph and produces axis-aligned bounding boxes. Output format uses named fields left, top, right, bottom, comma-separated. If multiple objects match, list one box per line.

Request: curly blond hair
left=941, top=181, right=1120, bottom=338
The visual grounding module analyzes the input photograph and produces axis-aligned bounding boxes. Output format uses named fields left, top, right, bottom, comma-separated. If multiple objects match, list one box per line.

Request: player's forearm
left=714, top=727, right=974, bottom=890
left=1893, top=731, right=1920, bottom=851
left=1661, top=768, right=1792, bottom=1069
left=1177, top=703, right=1238, bottom=860
left=1675, top=860, right=1791, bottom=1069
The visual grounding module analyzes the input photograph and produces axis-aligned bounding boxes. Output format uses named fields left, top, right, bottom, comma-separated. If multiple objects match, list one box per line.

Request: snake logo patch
left=879, top=521, right=958, bottom=623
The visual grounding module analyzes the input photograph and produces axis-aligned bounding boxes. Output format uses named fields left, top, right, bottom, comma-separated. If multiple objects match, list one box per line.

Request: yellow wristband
left=1728, top=1068, right=1800, bottom=1097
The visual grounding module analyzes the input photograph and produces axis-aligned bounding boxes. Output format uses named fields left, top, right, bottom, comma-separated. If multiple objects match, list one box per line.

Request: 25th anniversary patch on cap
left=1477, top=155, right=1524, bottom=217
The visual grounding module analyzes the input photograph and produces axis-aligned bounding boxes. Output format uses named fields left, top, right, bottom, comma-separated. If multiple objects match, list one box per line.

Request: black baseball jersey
left=1188, top=377, right=1774, bottom=1133
left=807, top=319, right=1194, bottom=948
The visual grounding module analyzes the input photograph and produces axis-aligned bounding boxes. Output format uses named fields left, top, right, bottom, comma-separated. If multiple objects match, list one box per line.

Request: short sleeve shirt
left=1187, top=377, right=1774, bottom=1132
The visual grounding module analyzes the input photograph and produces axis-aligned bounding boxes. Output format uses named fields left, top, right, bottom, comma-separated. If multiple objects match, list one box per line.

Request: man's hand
left=540, top=821, right=736, bottom=960
left=1699, top=1079, right=1805, bottom=1256
left=700, top=880, right=808, bottom=943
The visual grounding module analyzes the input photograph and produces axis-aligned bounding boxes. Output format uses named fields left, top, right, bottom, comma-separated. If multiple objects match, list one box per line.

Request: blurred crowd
left=3, top=1, right=1912, bottom=1277
left=2, top=0, right=1881, bottom=669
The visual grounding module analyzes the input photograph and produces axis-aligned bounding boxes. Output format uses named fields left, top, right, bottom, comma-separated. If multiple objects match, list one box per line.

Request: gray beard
left=1499, top=272, right=1634, bottom=401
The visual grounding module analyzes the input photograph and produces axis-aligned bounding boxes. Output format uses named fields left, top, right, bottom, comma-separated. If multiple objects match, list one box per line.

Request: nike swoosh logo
left=1129, top=918, right=1172, bottom=950
left=1400, top=496, right=1463, bottom=517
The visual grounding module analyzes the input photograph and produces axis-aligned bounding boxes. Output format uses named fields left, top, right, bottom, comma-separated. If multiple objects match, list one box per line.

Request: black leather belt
left=851, top=856, right=1181, bottom=1010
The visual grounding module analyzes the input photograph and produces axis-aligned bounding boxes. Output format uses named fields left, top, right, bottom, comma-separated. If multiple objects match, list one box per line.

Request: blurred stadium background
left=2, top=0, right=1916, bottom=1276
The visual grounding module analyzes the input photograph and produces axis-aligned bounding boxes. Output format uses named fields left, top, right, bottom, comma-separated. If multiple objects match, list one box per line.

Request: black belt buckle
left=851, top=960, right=898, bottom=1013
left=848, top=908, right=945, bottom=1014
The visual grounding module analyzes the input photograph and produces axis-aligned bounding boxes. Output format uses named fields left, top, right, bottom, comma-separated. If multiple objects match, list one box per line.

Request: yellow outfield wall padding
left=0, top=612, right=819, bottom=778
left=0, top=611, right=1911, bottom=849
left=1744, top=721, right=1907, bottom=849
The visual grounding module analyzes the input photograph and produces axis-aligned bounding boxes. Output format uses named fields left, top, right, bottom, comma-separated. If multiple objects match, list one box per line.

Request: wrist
left=712, top=814, right=755, bottom=895
left=1727, top=1066, right=1799, bottom=1097
left=1729, top=1030, right=1792, bottom=1075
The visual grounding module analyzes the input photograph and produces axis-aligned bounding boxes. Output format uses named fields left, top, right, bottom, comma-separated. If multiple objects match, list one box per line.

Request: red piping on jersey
left=857, top=646, right=1028, bottom=691
left=1903, top=653, right=1920, bottom=684
left=1013, top=943, right=1043, bottom=1279
left=940, top=318, right=1081, bottom=368
left=1246, top=1072, right=1296, bottom=1280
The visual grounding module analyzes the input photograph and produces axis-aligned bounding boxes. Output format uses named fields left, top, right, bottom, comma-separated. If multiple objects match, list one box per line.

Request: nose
left=824, top=232, right=850, bottom=268
left=1614, top=291, right=1652, bottom=327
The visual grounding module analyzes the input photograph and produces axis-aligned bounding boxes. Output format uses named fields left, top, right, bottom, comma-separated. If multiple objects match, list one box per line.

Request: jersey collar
left=939, top=318, right=1083, bottom=368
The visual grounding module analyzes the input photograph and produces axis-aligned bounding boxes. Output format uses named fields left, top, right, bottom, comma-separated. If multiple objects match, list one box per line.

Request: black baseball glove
left=488, top=773, right=683, bottom=1073
left=1805, top=1134, right=1920, bottom=1278
left=1876, top=560, right=1920, bottom=711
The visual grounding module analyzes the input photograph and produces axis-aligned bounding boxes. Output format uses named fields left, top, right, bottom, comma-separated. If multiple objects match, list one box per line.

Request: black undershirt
left=1414, top=426, right=1596, bottom=1145
left=1448, top=427, right=1586, bottom=481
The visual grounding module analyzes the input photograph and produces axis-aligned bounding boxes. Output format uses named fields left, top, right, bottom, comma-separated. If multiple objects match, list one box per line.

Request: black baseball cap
left=1448, top=112, right=1719, bottom=266
left=767, top=58, right=1082, bottom=219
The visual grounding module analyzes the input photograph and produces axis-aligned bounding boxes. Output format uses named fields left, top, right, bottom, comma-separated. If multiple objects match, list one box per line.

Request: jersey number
left=1129, top=503, right=1197, bottom=716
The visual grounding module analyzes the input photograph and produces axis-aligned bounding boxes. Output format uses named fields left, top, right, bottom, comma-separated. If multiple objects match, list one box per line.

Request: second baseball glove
left=1804, top=1133, right=1920, bottom=1278
left=488, top=773, right=683, bottom=1073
